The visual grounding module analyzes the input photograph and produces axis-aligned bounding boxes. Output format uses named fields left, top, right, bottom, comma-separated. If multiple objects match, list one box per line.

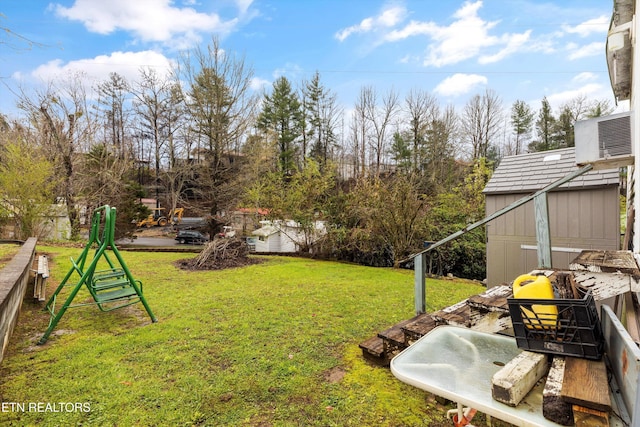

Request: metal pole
left=409, top=164, right=593, bottom=315
left=534, top=193, right=552, bottom=268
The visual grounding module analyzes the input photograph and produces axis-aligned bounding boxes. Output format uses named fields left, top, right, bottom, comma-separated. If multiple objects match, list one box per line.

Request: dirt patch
left=323, top=366, right=346, bottom=383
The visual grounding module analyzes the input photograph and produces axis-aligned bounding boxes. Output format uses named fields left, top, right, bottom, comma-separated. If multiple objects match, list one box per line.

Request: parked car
left=175, top=230, right=208, bottom=245
left=216, top=225, right=236, bottom=238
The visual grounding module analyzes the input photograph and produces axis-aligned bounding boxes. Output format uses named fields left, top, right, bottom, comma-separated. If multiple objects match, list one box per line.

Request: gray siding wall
left=486, top=187, right=620, bottom=287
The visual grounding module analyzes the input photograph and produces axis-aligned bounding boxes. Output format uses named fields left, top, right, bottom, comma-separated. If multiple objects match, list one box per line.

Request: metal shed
left=483, top=147, right=621, bottom=287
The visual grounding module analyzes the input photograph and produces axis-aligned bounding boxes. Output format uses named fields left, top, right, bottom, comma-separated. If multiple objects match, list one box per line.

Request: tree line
left=0, top=38, right=613, bottom=279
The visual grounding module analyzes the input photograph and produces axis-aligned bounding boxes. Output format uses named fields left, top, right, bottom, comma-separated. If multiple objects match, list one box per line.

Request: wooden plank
left=624, top=292, right=640, bottom=344
left=378, top=318, right=415, bottom=349
left=543, top=357, right=574, bottom=426
left=572, top=270, right=637, bottom=301
left=572, top=405, right=610, bottom=427
left=470, top=310, right=513, bottom=334
left=467, top=284, right=512, bottom=312
left=34, top=255, right=49, bottom=302
left=561, top=357, right=611, bottom=412
left=431, top=299, right=470, bottom=327
left=623, top=205, right=634, bottom=251
left=358, top=335, right=385, bottom=358
left=570, top=250, right=640, bottom=276
left=358, top=336, right=389, bottom=366
left=401, top=313, right=438, bottom=345
left=467, top=285, right=513, bottom=333
left=552, top=271, right=580, bottom=300
left=491, top=351, right=549, bottom=407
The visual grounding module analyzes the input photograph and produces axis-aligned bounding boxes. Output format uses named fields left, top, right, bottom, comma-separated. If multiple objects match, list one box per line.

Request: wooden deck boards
left=561, top=357, right=611, bottom=413
left=359, top=250, right=632, bottom=424
left=570, top=250, right=640, bottom=277
left=401, top=314, right=439, bottom=345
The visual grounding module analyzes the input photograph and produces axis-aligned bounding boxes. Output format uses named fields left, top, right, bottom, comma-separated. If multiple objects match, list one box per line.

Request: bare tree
left=555, top=95, right=614, bottom=147
left=365, top=87, right=399, bottom=177
left=132, top=67, right=186, bottom=210
left=461, top=88, right=503, bottom=160
left=16, top=72, right=94, bottom=238
left=586, top=99, right=614, bottom=118
left=404, top=88, right=438, bottom=173
left=423, top=104, right=460, bottom=193
left=0, top=14, right=47, bottom=54
left=174, top=36, right=258, bottom=222
left=351, top=88, right=372, bottom=178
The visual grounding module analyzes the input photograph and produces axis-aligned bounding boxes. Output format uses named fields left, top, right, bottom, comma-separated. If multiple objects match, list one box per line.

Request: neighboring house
left=483, top=147, right=621, bottom=287
left=0, top=202, right=71, bottom=240
left=252, top=220, right=326, bottom=253
left=41, top=204, right=72, bottom=240
left=233, top=208, right=269, bottom=234
left=138, top=198, right=158, bottom=211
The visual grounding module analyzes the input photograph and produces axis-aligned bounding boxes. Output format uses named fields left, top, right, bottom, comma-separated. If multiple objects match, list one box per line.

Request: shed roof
left=252, top=224, right=279, bottom=237
left=483, top=147, right=620, bottom=195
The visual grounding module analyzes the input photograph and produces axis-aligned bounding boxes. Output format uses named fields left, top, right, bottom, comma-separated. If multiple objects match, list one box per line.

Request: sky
left=0, top=0, right=620, bottom=121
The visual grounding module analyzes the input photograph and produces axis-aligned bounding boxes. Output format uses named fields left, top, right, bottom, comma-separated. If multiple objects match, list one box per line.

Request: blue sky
left=0, top=0, right=617, bottom=119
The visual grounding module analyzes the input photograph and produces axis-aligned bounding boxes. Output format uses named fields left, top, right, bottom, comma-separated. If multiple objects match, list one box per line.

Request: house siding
left=486, top=186, right=620, bottom=286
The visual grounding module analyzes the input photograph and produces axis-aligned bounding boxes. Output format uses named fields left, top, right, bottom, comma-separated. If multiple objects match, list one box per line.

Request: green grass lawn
left=0, top=243, right=21, bottom=270
left=1, top=246, right=485, bottom=426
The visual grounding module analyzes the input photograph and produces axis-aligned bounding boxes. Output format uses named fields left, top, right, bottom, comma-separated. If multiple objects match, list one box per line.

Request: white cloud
left=562, top=15, right=609, bottom=38
left=434, top=73, right=487, bottom=97
left=52, top=0, right=242, bottom=47
left=235, top=0, right=255, bottom=15
left=384, top=21, right=436, bottom=42
left=30, top=50, right=174, bottom=86
left=479, top=30, right=531, bottom=64
left=572, top=72, right=598, bottom=83
left=568, top=41, right=605, bottom=60
left=546, top=83, right=604, bottom=110
left=272, top=63, right=304, bottom=80
left=382, top=1, right=530, bottom=67
left=250, top=76, right=270, bottom=92
left=335, top=5, right=406, bottom=42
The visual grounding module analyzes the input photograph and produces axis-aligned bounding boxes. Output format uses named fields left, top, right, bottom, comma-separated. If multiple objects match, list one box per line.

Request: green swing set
left=39, top=205, right=157, bottom=344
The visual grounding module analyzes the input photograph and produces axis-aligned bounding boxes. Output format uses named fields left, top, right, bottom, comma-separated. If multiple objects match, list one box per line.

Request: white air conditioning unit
left=574, top=111, right=634, bottom=169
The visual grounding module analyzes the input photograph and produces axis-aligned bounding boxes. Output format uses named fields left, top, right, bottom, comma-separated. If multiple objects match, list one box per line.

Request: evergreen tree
left=530, top=97, right=556, bottom=152
left=555, top=105, right=574, bottom=148
left=303, top=71, right=340, bottom=168
left=510, top=100, right=534, bottom=155
left=96, top=72, right=130, bottom=158
left=388, top=131, right=412, bottom=172
left=257, top=76, right=303, bottom=175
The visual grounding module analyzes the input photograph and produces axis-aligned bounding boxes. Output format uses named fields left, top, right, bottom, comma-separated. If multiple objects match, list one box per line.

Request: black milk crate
left=507, top=288, right=603, bottom=360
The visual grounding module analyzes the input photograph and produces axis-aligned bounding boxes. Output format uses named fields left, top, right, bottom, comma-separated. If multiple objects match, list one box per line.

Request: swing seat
left=90, top=269, right=144, bottom=308
left=91, top=268, right=127, bottom=290
left=93, top=285, right=139, bottom=304
left=39, top=205, right=157, bottom=344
